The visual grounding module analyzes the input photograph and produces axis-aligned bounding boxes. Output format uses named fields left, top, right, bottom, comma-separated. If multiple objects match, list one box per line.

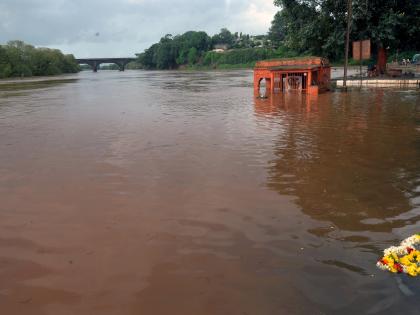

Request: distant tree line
left=136, top=29, right=277, bottom=70
left=201, top=48, right=279, bottom=68
left=0, top=41, right=80, bottom=78
left=268, top=0, right=420, bottom=61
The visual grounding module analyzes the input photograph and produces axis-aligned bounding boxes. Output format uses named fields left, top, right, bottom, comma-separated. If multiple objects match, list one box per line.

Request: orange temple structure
left=254, top=57, right=331, bottom=95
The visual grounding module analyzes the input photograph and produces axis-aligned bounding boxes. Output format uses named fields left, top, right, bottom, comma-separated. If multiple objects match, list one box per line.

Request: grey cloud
left=0, top=0, right=277, bottom=57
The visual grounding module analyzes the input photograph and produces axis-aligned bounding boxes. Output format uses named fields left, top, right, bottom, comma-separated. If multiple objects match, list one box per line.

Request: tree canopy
left=137, top=31, right=212, bottom=69
left=211, top=28, right=235, bottom=47
left=0, top=41, right=79, bottom=78
left=136, top=29, right=276, bottom=70
left=269, top=0, right=420, bottom=60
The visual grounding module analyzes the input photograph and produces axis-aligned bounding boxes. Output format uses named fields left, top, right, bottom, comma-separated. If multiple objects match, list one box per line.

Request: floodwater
left=0, top=70, right=419, bottom=315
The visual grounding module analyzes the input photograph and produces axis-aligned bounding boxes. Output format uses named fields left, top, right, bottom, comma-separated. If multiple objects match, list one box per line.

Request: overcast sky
left=0, top=0, right=278, bottom=58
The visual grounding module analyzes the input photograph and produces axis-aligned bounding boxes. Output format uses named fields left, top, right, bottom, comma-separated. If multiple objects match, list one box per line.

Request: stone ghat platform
left=335, top=78, right=420, bottom=88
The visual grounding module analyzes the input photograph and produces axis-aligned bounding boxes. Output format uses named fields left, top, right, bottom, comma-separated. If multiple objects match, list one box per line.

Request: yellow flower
left=389, top=266, right=398, bottom=273
left=400, top=256, right=411, bottom=266
left=406, top=265, right=418, bottom=277
left=391, top=253, right=399, bottom=261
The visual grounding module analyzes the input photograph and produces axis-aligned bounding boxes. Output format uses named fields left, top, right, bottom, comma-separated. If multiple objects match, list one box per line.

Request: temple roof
left=255, top=57, right=330, bottom=70
left=266, top=65, right=322, bottom=71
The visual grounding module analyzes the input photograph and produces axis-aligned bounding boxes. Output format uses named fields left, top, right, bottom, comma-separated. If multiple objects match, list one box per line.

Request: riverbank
left=0, top=73, right=80, bottom=85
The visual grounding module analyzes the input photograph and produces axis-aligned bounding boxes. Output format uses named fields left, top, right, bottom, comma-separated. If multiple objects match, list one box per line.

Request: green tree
left=212, top=28, right=235, bottom=48
left=0, top=45, right=12, bottom=78
left=187, top=47, right=198, bottom=64
left=271, top=0, right=420, bottom=60
left=137, top=31, right=212, bottom=69
left=139, top=44, right=159, bottom=69
left=155, top=41, right=177, bottom=69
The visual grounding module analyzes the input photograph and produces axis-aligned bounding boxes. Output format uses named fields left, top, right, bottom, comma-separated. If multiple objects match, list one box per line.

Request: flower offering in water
left=377, top=234, right=420, bottom=277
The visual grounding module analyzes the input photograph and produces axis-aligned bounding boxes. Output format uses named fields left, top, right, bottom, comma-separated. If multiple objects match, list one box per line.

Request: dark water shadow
left=0, top=79, right=78, bottom=93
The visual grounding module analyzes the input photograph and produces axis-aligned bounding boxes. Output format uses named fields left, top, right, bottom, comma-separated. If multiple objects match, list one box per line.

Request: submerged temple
left=254, top=57, right=331, bottom=95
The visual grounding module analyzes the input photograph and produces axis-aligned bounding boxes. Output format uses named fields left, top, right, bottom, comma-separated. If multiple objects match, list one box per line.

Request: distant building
left=213, top=44, right=229, bottom=52
left=250, top=35, right=265, bottom=48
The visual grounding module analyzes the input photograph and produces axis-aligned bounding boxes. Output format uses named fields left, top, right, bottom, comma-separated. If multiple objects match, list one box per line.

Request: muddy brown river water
left=0, top=70, right=419, bottom=314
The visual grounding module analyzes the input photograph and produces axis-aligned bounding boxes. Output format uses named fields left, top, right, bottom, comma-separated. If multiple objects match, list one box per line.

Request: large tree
left=271, top=0, right=420, bottom=60
left=138, top=31, right=212, bottom=69
left=268, top=12, right=286, bottom=48
left=212, top=28, right=235, bottom=48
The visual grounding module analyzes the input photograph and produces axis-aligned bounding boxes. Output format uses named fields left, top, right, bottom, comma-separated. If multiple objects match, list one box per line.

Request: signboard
left=353, top=39, right=371, bottom=60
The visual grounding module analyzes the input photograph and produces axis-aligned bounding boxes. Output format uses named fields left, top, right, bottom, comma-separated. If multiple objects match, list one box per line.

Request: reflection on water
left=0, top=70, right=419, bottom=314
left=0, top=79, right=78, bottom=92
left=256, top=92, right=420, bottom=233
left=254, top=90, right=420, bottom=314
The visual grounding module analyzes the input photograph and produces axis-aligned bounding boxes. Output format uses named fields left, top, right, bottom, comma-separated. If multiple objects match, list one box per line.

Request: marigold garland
left=376, top=234, right=420, bottom=277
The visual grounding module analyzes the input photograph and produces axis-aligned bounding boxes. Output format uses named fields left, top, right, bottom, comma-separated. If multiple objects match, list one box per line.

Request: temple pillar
left=377, top=46, right=387, bottom=75
left=307, top=71, right=312, bottom=89
left=270, top=73, right=275, bottom=93
left=254, top=74, right=260, bottom=94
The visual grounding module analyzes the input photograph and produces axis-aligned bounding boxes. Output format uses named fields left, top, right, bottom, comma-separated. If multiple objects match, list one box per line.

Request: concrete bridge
left=76, top=58, right=136, bottom=72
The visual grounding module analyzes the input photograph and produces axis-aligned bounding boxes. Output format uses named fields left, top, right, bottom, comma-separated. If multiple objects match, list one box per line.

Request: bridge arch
left=76, top=58, right=136, bottom=72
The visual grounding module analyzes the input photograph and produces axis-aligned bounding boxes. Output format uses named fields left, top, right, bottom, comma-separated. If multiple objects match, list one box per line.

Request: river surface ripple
left=0, top=70, right=419, bottom=315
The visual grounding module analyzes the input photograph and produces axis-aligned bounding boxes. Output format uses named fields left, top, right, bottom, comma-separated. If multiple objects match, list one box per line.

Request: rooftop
left=255, top=57, right=330, bottom=69
left=267, top=65, right=322, bottom=71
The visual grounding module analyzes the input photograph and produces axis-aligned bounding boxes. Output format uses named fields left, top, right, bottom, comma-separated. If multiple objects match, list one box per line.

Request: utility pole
left=343, top=0, right=352, bottom=89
